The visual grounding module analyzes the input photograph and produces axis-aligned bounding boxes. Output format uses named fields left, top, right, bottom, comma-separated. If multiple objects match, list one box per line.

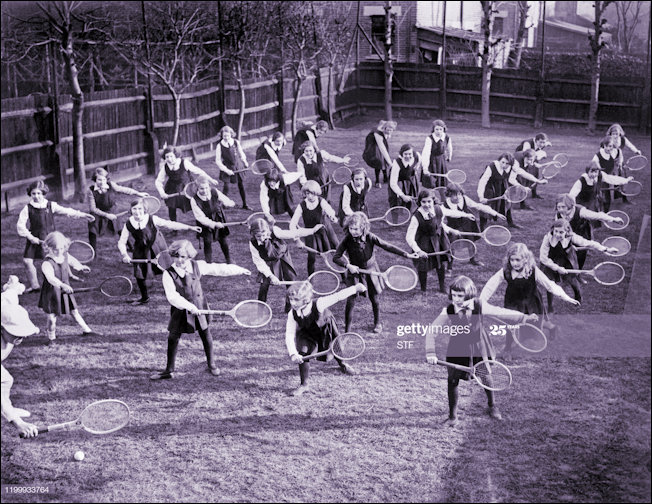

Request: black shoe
left=242, top=204, right=253, bottom=211
left=520, top=202, right=534, bottom=211
left=209, top=364, right=221, bottom=376
left=340, top=363, right=357, bottom=375
left=470, top=259, right=485, bottom=267
left=81, top=331, right=103, bottom=337
left=532, top=194, right=544, bottom=200
left=150, top=371, right=173, bottom=380
left=507, top=222, right=521, bottom=229
left=130, top=297, right=150, bottom=305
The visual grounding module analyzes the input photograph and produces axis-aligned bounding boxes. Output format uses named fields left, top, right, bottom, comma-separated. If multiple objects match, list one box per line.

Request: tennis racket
left=541, top=162, right=562, bottom=179
left=540, top=152, right=569, bottom=168
left=249, top=159, right=273, bottom=175
left=242, top=212, right=291, bottom=227
left=427, top=239, right=477, bottom=261
left=67, top=240, right=95, bottom=263
left=115, top=195, right=161, bottom=217
left=342, top=153, right=360, bottom=167
left=601, top=236, right=631, bottom=257
left=279, top=270, right=341, bottom=296
left=484, top=316, right=548, bottom=353
left=129, top=251, right=174, bottom=270
left=624, top=154, right=648, bottom=171
left=302, top=332, right=366, bottom=361
left=182, top=181, right=199, bottom=199
left=604, top=210, right=629, bottom=230
left=20, top=399, right=130, bottom=438
left=294, top=243, right=346, bottom=273
left=485, top=185, right=529, bottom=204
left=428, top=169, right=467, bottom=185
left=435, top=358, right=512, bottom=391
left=356, top=265, right=418, bottom=292
left=458, top=225, right=511, bottom=247
left=617, top=180, right=642, bottom=197
left=198, top=300, right=272, bottom=328
left=564, top=261, right=625, bottom=285
left=322, top=166, right=352, bottom=187
left=74, top=276, right=133, bottom=298
left=368, top=206, right=411, bottom=226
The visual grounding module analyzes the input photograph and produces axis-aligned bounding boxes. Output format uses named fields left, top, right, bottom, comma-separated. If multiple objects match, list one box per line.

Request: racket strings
left=386, top=206, right=411, bottom=226
left=309, top=271, right=340, bottom=295
left=447, top=170, right=467, bottom=185
left=626, top=155, right=647, bottom=171
left=602, top=236, right=631, bottom=256
left=511, top=325, right=547, bottom=353
left=101, top=277, right=133, bottom=297
left=619, top=181, right=642, bottom=197
left=233, top=301, right=272, bottom=328
left=331, top=333, right=365, bottom=360
left=252, top=159, right=273, bottom=174
left=385, top=267, right=418, bottom=291
left=553, top=153, right=569, bottom=166
left=68, top=242, right=95, bottom=263
left=80, top=400, right=130, bottom=434
left=144, top=196, right=161, bottom=214
left=450, top=240, right=476, bottom=261
left=483, top=226, right=511, bottom=246
left=505, top=185, right=528, bottom=203
left=474, top=361, right=512, bottom=391
left=594, top=263, right=625, bottom=285
left=332, top=167, right=352, bottom=184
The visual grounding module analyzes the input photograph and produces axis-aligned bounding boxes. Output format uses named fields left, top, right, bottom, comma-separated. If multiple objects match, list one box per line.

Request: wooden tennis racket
left=427, top=169, right=467, bottom=185
left=368, top=206, right=411, bottom=226
left=434, top=358, right=512, bottom=391
left=278, top=270, right=341, bottom=295
left=129, top=251, right=174, bottom=269
left=458, top=225, right=511, bottom=246
left=294, top=242, right=346, bottom=273
left=321, top=166, right=352, bottom=187
left=67, top=240, right=95, bottom=263
left=115, top=195, right=161, bottom=217
left=604, top=210, right=629, bottom=231
left=485, top=185, right=529, bottom=204
left=624, top=154, right=647, bottom=171
left=73, top=276, right=133, bottom=298
left=563, top=261, right=625, bottom=285
left=356, top=265, right=418, bottom=292
left=427, top=239, right=477, bottom=261
left=198, top=300, right=272, bottom=328
left=301, top=332, right=365, bottom=361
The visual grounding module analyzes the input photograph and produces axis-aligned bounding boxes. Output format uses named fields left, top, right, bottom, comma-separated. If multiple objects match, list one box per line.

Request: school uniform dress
left=389, top=158, right=419, bottom=209
left=216, top=140, right=245, bottom=184
left=503, top=269, right=545, bottom=318
left=363, top=129, right=390, bottom=182
left=21, top=202, right=55, bottom=260
left=256, top=140, right=277, bottom=162
left=300, top=152, right=331, bottom=201
left=575, top=173, right=606, bottom=213
left=163, top=161, right=193, bottom=213
left=444, top=198, right=481, bottom=238
left=38, top=257, right=78, bottom=315
left=292, top=127, right=316, bottom=163
left=125, top=216, right=168, bottom=280
left=264, top=179, right=295, bottom=216
left=423, top=134, right=450, bottom=188
left=595, top=149, right=622, bottom=208
left=301, top=200, right=339, bottom=252
left=250, top=232, right=297, bottom=284
left=513, top=151, right=539, bottom=189
left=337, top=181, right=370, bottom=226
left=445, top=302, right=484, bottom=380
left=557, top=206, right=593, bottom=268
left=412, top=207, right=451, bottom=272
left=292, top=302, right=339, bottom=362
left=88, top=185, right=117, bottom=238
left=483, top=161, right=511, bottom=216
left=193, top=189, right=229, bottom=243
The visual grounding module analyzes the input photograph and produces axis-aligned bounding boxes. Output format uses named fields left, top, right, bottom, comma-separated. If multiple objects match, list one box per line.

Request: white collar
left=454, top=300, right=475, bottom=314
left=295, top=301, right=314, bottom=317
left=29, top=199, right=48, bottom=209
left=549, top=234, right=571, bottom=247
left=304, top=198, right=320, bottom=210
left=221, top=138, right=234, bottom=147
left=446, top=197, right=463, bottom=209
left=46, top=254, right=66, bottom=265
left=129, top=214, right=150, bottom=228
left=418, top=207, right=436, bottom=219
left=172, top=262, right=193, bottom=277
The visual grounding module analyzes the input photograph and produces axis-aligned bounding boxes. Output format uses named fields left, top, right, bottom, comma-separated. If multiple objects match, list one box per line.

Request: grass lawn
left=1, top=115, right=650, bottom=503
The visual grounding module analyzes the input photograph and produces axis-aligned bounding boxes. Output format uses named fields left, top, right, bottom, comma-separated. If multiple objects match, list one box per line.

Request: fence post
left=49, top=40, right=66, bottom=200
left=440, top=1, right=448, bottom=120
left=277, top=73, right=286, bottom=135
left=534, top=1, right=546, bottom=128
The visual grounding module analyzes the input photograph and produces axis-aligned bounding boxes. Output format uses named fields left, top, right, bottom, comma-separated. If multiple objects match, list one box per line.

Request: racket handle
left=458, top=231, right=482, bottom=237
left=357, top=268, right=383, bottom=276
left=564, top=269, right=586, bottom=274
left=435, top=360, right=472, bottom=373
left=20, top=426, right=49, bottom=438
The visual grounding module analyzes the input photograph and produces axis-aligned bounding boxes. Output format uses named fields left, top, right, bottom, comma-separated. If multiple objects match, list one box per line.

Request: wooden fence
left=358, top=62, right=648, bottom=129
left=1, top=66, right=359, bottom=210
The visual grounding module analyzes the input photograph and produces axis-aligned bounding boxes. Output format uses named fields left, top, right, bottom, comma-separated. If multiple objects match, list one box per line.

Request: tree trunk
left=171, top=89, right=181, bottom=146
left=326, top=63, right=335, bottom=128
left=481, top=59, right=492, bottom=128
left=291, top=75, right=303, bottom=138
left=588, top=57, right=601, bottom=132
left=236, top=61, right=245, bottom=139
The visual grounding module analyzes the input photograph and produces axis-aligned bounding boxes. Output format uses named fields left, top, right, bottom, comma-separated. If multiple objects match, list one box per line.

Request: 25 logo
left=489, top=324, right=507, bottom=336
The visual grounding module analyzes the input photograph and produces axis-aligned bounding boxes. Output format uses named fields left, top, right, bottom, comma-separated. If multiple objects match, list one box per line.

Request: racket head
left=552, top=152, right=569, bottom=167
left=504, top=185, right=529, bottom=203
left=447, top=169, right=467, bottom=185
left=143, top=195, right=161, bottom=214
left=232, top=300, right=272, bottom=328
left=472, top=360, right=512, bottom=391
left=383, top=265, right=418, bottom=292
left=251, top=159, right=273, bottom=175
left=482, top=225, right=511, bottom=247
left=601, top=236, right=631, bottom=257
left=541, top=162, right=562, bottom=179
left=343, top=153, right=360, bottom=167
left=592, top=261, right=625, bottom=286
left=625, top=154, right=647, bottom=171
left=68, top=241, right=95, bottom=264
left=308, top=270, right=340, bottom=295
left=246, top=212, right=270, bottom=227
left=510, top=323, right=548, bottom=353
left=99, top=276, right=133, bottom=298
left=618, top=180, right=642, bottom=197
left=450, top=239, right=477, bottom=261
left=331, top=332, right=365, bottom=360
left=80, top=399, right=131, bottom=434
left=322, top=252, right=346, bottom=274
left=383, top=206, right=411, bottom=226
left=156, top=251, right=174, bottom=270
left=332, top=166, right=352, bottom=185
left=604, top=210, right=629, bottom=230
left=184, top=181, right=198, bottom=199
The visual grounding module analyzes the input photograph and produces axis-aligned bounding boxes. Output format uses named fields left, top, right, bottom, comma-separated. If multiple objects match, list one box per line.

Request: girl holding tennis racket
left=481, top=243, right=580, bottom=348
left=16, top=180, right=95, bottom=293
left=420, top=119, right=452, bottom=189
left=150, top=240, right=251, bottom=381
left=442, top=183, right=506, bottom=268
left=155, top=146, right=219, bottom=223
left=333, top=212, right=419, bottom=334
left=569, top=161, right=633, bottom=214
left=539, top=219, right=619, bottom=311
left=591, top=137, right=627, bottom=208
left=337, top=167, right=373, bottom=226
left=38, top=232, right=99, bottom=344
left=514, top=149, right=540, bottom=209
left=214, top=125, right=251, bottom=210
left=477, top=152, right=548, bottom=230
left=285, top=281, right=366, bottom=396
left=515, top=132, right=551, bottom=161
left=2, top=276, right=40, bottom=437
left=297, top=141, right=351, bottom=203
left=555, top=194, right=625, bottom=269
left=389, top=144, right=421, bottom=211
left=260, top=168, right=300, bottom=221
left=426, top=275, right=539, bottom=423
left=118, top=198, right=201, bottom=305
left=87, top=167, right=148, bottom=256
left=406, top=189, right=471, bottom=294
left=362, top=120, right=396, bottom=188
left=291, top=120, right=329, bottom=163
left=607, top=123, right=642, bottom=156
left=249, top=218, right=324, bottom=312
left=290, top=181, right=340, bottom=276
left=255, top=132, right=289, bottom=173
left=190, top=176, right=236, bottom=264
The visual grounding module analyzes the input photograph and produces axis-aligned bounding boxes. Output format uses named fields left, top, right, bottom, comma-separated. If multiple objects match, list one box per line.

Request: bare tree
left=508, top=1, right=530, bottom=68
left=613, top=1, right=644, bottom=54
left=479, top=1, right=498, bottom=128
left=588, top=1, right=613, bottom=132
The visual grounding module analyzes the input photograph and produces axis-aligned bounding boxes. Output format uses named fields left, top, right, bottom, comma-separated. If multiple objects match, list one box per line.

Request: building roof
left=416, top=25, right=484, bottom=43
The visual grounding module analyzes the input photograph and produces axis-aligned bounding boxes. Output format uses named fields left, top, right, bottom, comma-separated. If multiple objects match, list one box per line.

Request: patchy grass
left=1, top=116, right=650, bottom=502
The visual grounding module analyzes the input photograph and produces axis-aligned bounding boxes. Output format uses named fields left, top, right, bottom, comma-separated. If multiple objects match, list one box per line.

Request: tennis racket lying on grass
left=129, top=251, right=174, bottom=269
left=457, top=225, right=511, bottom=247
left=302, top=332, right=366, bottom=362
left=198, top=300, right=272, bottom=328
left=321, top=166, right=352, bottom=187
left=427, top=239, right=477, bottom=261
left=74, top=276, right=133, bottom=298
left=624, top=154, right=648, bottom=172
left=604, top=210, right=629, bottom=231
left=485, top=185, right=529, bottom=204
left=368, top=206, right=411, bottom=226
left=294, top=242, right=346, bottom=273
left=539, top=152, right=569, bottom=169
left=484, top=316, right=548, bottom=353
left=20, top=399, right=131, bottom=438
left=115, top=195, right=161, bottom=217
left=355, top=265, right=418, bottom=292
left=278, top=270, right=341, bottom=295
left=563, top=261, right=625, bottom=285
left=426, top=169, right=467, bottom=185
left=435, top=358, right=512, bottom=391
